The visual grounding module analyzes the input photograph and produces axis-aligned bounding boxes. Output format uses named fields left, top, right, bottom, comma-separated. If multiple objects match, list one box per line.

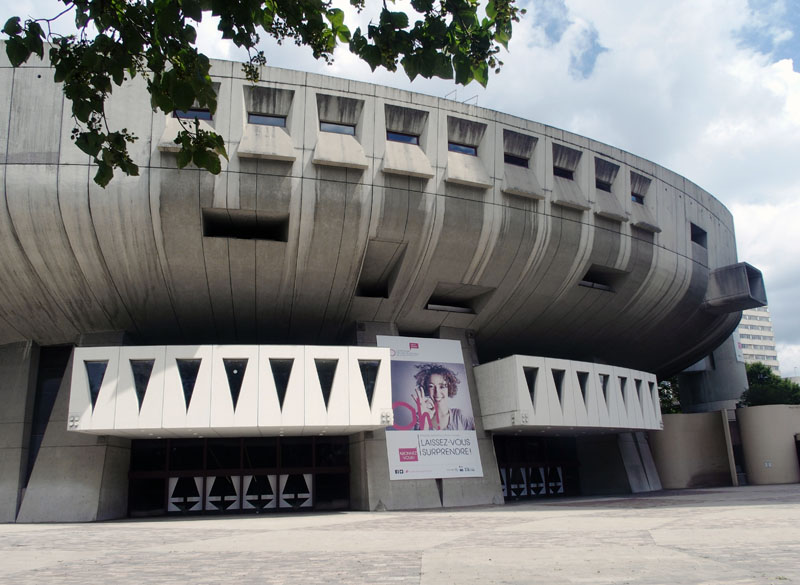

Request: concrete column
left=437, top=327, right=503, bottom=507
left=0, top=342, right=38, bottom=523
left=679, top=334, right=748, bottom=413
left=351, top=323, right=503, bottom=510
left=17, top=351, right=131, bottom=522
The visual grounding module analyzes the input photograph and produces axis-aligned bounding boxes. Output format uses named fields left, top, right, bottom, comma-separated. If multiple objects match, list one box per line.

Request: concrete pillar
left=16, top=351, right=131, bottom=522
left=437, top=327, right=503, bottom=507
left=351, top=323, right=503, bottom=510
left=617, top=432, right=662, bottom=492
left=0, top=342, right=38, bottom=522
left=738, top=404, right=800, bottom=485
left=679, top=334, right=748, bottom=413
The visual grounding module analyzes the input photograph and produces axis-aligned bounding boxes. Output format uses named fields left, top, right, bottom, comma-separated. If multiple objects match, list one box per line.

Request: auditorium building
left=0, top=49, right=766, bottom=522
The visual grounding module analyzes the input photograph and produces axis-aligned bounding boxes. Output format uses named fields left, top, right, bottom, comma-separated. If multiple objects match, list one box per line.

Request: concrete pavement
left=1, top=484, right=799, bottom=584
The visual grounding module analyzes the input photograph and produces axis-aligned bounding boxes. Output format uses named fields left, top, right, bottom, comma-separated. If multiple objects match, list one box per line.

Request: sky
left=4, top=0, right=800, bottom=376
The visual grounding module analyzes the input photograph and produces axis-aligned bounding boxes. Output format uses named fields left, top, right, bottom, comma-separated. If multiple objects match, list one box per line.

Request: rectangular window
left=631, top=193, right=645, bottom=204
left=504, top=153, right=529, bottom=168
left=448, top=142, right=477, bottom=156
left=690, top=223, right=707, bottom=248
left=248, top=113, right=286, bottom=127
left=202, top=208, right=289, bottom=242
left=320, top=121, right=355, bottom=135
left=596, top=179, right=612, bottom=192
left=175, top=108, right=212, bottom=121
left=553, top=166, right=574, bottom=180
left=387, top=130, right=419, bottom=145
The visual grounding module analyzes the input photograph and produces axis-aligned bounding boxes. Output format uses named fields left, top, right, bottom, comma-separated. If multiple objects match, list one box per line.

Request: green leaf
left=94, top=162, right=114, bottom=187
left=176, top=147, right=193, bottom=168
left=75, top=132, right=103, bottom=157
left=472, top=61, right=489, bottom=87
left=6, top=37, right=31, bottom=67
left=171, top=79, right=196, bottom=111
left=2, top=16, right=22, bottom=36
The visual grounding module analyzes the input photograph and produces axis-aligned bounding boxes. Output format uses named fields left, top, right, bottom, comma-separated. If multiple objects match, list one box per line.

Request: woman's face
left=428, top=373, right=450, bottom=404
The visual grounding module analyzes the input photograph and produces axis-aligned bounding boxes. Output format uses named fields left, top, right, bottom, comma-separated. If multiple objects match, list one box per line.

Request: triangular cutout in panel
left=649, top=382, right=659, bottom=417
left=315, top=359, right=338, bottom=409
left=176, top=358, right=202, bottom=409
left=84, top=360, right=108, bottom=410
left=619, top=376, right=627, bottom=407
left=223, top=358, right=248, bottom=409
left=269, top=358, right=294, bottom=410
left=130, top=359, right=155, bottom=411
left=522, top=366, right=538, bottom=407
left=599, top=373, right=609, bottom=405
left=551, top=369, right=565, bottom=408
left=358, top=359, right=381, bottom=407
left=577, top=371, right=589, bottom=404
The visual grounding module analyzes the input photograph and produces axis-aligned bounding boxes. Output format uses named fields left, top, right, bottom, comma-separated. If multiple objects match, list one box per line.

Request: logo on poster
left=399, top=448, right=419, bottom=462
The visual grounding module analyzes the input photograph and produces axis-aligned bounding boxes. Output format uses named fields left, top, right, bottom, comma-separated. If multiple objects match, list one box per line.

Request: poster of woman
left=376, top=336, right=484, bottom=480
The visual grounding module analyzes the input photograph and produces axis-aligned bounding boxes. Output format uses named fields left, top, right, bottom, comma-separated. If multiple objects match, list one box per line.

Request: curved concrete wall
left=649, top=412, right=733, bottom=489
left=0, top=49, right=745, bottom=376
left=738, top=405, right=800, bottom=485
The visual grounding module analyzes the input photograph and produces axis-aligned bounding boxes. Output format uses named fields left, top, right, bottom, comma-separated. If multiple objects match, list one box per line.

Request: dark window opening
left=598, top=373, right=609, bottom=405
left=269, top=359, right=294, bottom=410
left=619, top=377, right=628, bottom=406
left=690, top=222, right=707, bottom=248
left=85, top=360, right=109, bottom=409
left=355, top=240, right=406, bottom=299
left=523, top=366, right=538, bottom=407
left=579, top=269, right=615, bottom=292
left=130, top=359, right=155, bottom=411
left=504, top=153, right=529, bottom=167
left=248, top=113, right=286, bottom=127
left=314, top=359, right=339, bottom=408
left=203, top=208, right=289, bottom=243
left=448, top=142, right=477, bottom=156
left=553, top=166, right=574, bottom=180
left=320, top=121, right=355, bottom=135
left=577, top=371, right=589, bottom=403
left=358, top=360, right=381, bottom=406
left=596, top=179, right=612, bottom=192
left=425, top=283, right=494, bottom=315
left=631, top=193, right=645, bottom=204
left=176, top=358, right=201, bottom=409
left=175, top=108, right=212, bottom=121
left=552, top=369, right=565, bottom=406
left=387, top=130, right=419, bottom=145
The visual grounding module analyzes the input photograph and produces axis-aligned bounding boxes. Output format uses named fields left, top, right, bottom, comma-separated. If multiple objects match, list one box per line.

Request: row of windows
left=739, top=324, right=772, bottom=331
left=740, top=344, right=776, bottom=350
left=174, top=107, right=651, bottom=204
left=746, top=354, right=779, bottom=361
left=739, top=334, right=774, bottom=340
left=742, top=314, right=771, bottom=322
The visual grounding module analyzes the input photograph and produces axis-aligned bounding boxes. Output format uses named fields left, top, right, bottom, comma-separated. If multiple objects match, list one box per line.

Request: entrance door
left=128, top=436, right=349, bottom=516
left=493, top=435, right=580, bottom=500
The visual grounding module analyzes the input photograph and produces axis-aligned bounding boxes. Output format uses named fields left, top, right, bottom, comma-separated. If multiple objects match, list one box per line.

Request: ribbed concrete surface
left=1, top=484, right=798, bottom=584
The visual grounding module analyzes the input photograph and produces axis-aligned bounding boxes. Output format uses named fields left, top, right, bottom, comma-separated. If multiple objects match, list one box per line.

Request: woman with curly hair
left=411, top=363, right=475, bottom=431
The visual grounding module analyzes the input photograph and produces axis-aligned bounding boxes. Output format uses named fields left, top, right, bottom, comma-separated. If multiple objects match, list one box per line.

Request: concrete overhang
left=702, top=262, right=767, bottom=314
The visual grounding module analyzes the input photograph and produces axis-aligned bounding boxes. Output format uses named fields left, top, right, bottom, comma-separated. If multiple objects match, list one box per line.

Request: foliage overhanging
left=3, top=0, right=523, bottom=186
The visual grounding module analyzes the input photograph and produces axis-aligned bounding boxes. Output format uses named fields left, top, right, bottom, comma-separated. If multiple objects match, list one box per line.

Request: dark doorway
left=493, top=434, right=580, bottom=499
left=128, top=436, right=349, bottom=516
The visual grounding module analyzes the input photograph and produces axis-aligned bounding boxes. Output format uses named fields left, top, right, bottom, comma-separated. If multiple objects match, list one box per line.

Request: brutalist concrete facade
left=0, top=48, right=765, bottom=521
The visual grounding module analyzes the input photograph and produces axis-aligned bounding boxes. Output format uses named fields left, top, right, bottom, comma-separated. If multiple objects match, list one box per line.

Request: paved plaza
left=1, top=484, right=799, bottom=584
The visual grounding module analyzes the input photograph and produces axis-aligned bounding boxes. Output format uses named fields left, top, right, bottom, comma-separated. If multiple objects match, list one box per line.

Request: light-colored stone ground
left=1, top=484, right=799, bottom=584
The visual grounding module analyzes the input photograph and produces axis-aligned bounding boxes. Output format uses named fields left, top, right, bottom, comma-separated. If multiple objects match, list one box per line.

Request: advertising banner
left=376, top=335, right=484, bottom=480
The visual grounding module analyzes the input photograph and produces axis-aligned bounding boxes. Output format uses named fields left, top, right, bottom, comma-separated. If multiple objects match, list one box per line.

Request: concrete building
left=0, top=49, right=767, bottom=522
left=736, top=306, right=781, bottom=372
